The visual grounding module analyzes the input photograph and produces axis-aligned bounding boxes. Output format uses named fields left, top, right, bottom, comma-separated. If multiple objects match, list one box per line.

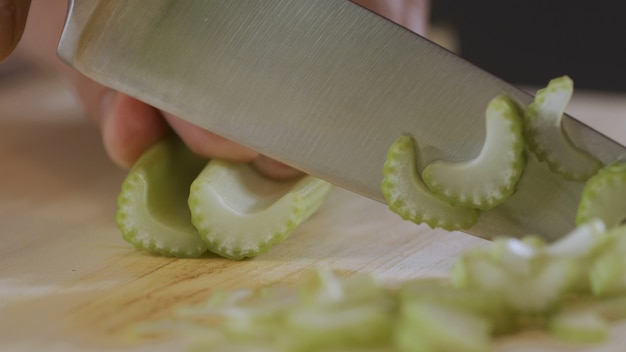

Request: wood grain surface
left=1, top=72, right=625, bottom=351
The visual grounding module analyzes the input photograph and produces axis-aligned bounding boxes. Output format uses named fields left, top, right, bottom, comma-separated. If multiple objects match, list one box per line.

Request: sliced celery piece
left=422, top=95, right=526, bottom=210
left=589, top=250, right=626, bottom=297
left=381, top=135, right=480, bottom=231
left=452, top=238, right=578, bottom=313
left=544, top=219, right=607, bottom=258
left=525, top=76, right=602, bottom=181
left=548, top=310, right=608, bottom=344
left=588, top=226, right=626, bottom=296
left=399, top=278, right=514, bottom=335
left=189, top=160, right=332, bottom=260
left=285, top=304, right=394, bottom=351
left=576, top=161, right=626, bottom=228
left=395, top=300, right=492, bottom=352
left=116, top=135, right=208, bottom=258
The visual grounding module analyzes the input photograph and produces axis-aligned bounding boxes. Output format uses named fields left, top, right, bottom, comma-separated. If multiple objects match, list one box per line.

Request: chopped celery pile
left=132, top=221, right=626, bottom=351
left=116, top=136, right=331, bottom=259
left=525, top=75, right=602, bottom=181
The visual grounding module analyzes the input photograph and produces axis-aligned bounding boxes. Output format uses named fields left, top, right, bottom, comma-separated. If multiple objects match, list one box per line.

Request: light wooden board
left=0, top=73, right=625, bottom=351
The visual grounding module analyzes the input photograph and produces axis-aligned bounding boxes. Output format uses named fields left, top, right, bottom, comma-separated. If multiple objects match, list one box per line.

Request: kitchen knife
left=57, top=0, right=625, bottom=240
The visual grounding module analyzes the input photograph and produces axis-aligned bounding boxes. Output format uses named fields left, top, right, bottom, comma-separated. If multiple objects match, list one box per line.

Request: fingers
left=101, top=92, right=170, bottom=169
left=352, top=0, right=429, bottom=35
left=66, top=73, right=170, bottom=169
left=0, top=0, right=31, bottom=60
left=70, top=71, right=301, bottom=178
left=252, top=156, right=303, bottom=180
left=162, top=112, right=301, bottom=179
left=162, top=111, right=259, bottom=163
left=13, top=0, right=300, bottom=179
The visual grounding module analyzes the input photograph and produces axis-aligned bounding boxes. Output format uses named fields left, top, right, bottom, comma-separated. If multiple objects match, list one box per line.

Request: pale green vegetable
left=576, top=161, right=626, bottom=228
left=451, top=243, right=577, bottom=312
left=117, top=136, right=332, bottom=260
left=189, top=160, right=332, bottom=260
left=398, top=278, right=514, bottom=335
left=422, top=95, right=526, bottom=210
left=395, top=300, right=492, bottom=352
left=116, top=135, right=208, bottom=258
left=131, top=221, right=626, bottom=351
left=381, top=135, right=480, bottom=231
left=525, top=75, right=602, bottom=181
left=588, top=225, right=626, bottom=296
left=548, top=310, right=608, bottom=343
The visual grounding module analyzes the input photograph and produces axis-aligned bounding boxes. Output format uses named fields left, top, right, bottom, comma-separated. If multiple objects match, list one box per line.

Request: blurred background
left=2, top=1, right=626, bottom=93
left=430, top=0, right=626, bottom=92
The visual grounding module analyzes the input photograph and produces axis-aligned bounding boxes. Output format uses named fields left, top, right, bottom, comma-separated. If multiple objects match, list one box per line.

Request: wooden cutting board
left=1, top=72, right=625, bottom=351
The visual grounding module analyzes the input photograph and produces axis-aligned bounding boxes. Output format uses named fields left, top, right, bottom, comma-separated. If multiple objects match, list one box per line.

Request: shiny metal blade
left=58, top=0, right=625, bottom=240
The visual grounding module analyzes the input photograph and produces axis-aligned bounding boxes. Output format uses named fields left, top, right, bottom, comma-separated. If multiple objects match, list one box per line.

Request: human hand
left=354, top=0, right=429, bottom=35
left=11, top=0, right=302, bottom=179
left=0, top=0, right=31, bottom=60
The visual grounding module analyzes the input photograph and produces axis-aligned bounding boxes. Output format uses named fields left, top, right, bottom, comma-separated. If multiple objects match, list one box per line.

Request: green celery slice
left=548, top=310, right=608, bottom=344
left=587, top=226, right=626, bottom=297
left=589, top=250, right=626, bottom=297
left=544, top=219, right=607, bottom=258
left=189, top=159, right=332, bottom=260
left=395, top=300, right=492, bottom=352
left=381, top=135, right=480, bottom=231
left=399, top=278, right=515, bottom=335
left=576, top=161, right=626, bottom=228
left=422, top=95, right=526, bottom=210
left=452, top=242, right=577, bottom=313
left=525, top=75, right=602, bottom=181
left=116, top=135, right=208, bottom=258
left=284, top=304, right=394, bottom=351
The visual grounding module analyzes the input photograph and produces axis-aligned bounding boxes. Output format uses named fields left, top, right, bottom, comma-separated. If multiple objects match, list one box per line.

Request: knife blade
left=58, top=0, right=625, bottom=240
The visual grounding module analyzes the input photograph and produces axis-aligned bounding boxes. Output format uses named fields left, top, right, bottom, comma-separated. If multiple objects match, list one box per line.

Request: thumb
left=0, top=0, right=31, bottom=61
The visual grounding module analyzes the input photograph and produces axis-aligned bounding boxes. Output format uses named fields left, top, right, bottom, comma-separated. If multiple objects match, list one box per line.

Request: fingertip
left=162, top=111, right=259, bottom=162
left=0, top=0, right=30, bottom=61
left=102, top=92, right=170, bottom=169
left=252, top=155, right=303, bottom=180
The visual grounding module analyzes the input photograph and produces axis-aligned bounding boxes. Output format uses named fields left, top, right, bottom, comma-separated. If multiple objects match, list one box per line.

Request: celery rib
left=576, top=161, right=626, bottom=229
left=525, top=76, right=602, bottom=181
left=422, top=95, right=526, bottom=210
left=188, top=160, right=332, bottom=260
left=381, top=135, right=480, bottom=231
left=115, top=135, right=208, bottom=258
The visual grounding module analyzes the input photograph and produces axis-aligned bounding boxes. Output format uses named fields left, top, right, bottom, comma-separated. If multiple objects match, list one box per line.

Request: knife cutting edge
left=57, top=0, right=625, bottom=240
